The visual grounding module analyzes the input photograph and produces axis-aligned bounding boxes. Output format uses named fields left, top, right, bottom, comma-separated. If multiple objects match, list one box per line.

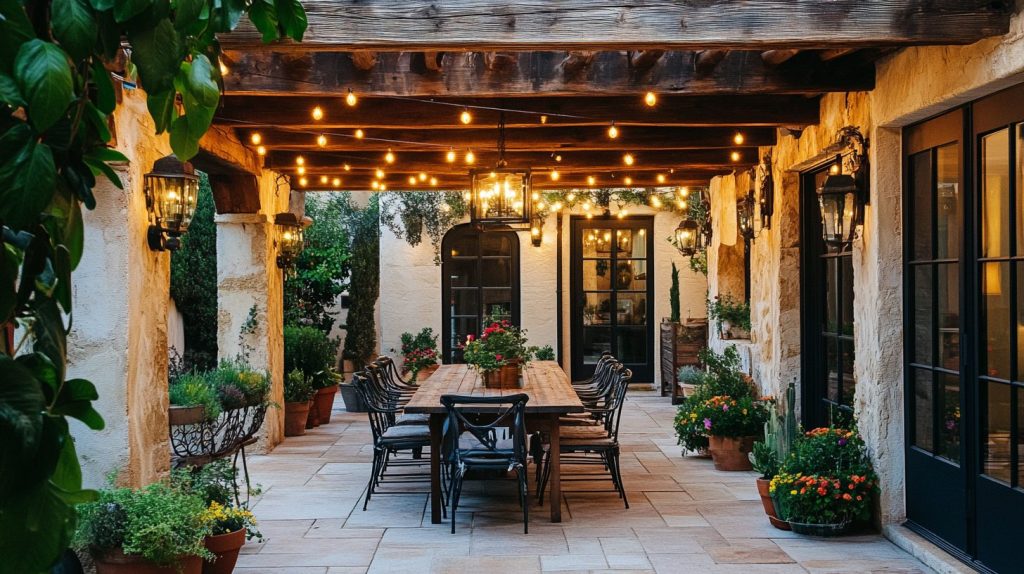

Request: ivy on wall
left=0, top=2, right=308, bottom=572
left=170, top=174, right=217, bottom=370
left=284, top=193, right=351, bottom=332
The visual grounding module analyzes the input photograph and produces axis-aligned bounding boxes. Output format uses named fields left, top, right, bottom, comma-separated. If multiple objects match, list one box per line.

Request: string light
left=298, top=176, right=308, bottom=187
left=566, top=192, right=576, bottom=201
left=371, top=181, right=380, bottom=190
left=582, top=201, right=591, bottom=210
left=446, top=148, right=456, bottom=163
left=343, top=163, right=351, bottom=172
left=332, top=177, right=341, bottom=188
left=312, top=105, right=324, bottom=121
left=375, top=168, right=385, bottom=179
left=379, top=183, right=387, bottom=191
left=617, top=209, right=629, bottom=219
left=678, top=186, right=689, bottom=197
left=429, top=177, right=438, bottom=186
left=295, top=155, right=305, bottom=166
left=624, top=176, right=633, bottom=186
left=408, top=175, right=417, bottom=185
left=297, top=166, right=306, bottom=175
left=607, top=122, right=619, bottom=139
left=354, top=129, right=364, bottom=139
left=731, top=151, right=741, bottom=162
left=385, top=149, right=395, bottom=164
left=465, top=150, right=475, bottom=164
left=540, top=115, right=548, bottom=124
left=656, top=174, right=666, bottom=184
left=418, top=172, right=428, bottom=181
left=676, top=199, right=687, bottom=210
left=346, top=89, right=358, bottom=107
left=650, top=195, right=662, bottom=208
left=587, top=176, right=596, bottom=187
left=733, top=132, right=745, bottom=145
left=460, top=108, right=472, bottom=124
left=623, top=153, right=635, bottom=166
left=320, top=175, right=329, bottom=184
left=537, top=201, right=546, bottom=210
left=532, top=192, right=540, bottom=201
left=829, top=163, right=841, bottom=175
left=441, top=202, right=451, bottom=212
left=256, top=145, right=266, bottom=156
left=549, top=170, right=560, bottom=181
left=644, top=91, right=657, bottom=107
left=250, top=132, right=262, bottom=145
left=317, top=134, right=327, bottom=147
left=552, top=201, right=563, bottom=211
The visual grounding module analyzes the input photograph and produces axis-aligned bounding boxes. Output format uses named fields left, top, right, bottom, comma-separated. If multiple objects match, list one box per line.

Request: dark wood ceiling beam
left=304, top=175, right=719, bottom=192
left=819, top=48, right=858, bottom=62
left=222, top=50, right=874, bottom=97
left=350, top=51, right=378, bottom=70
left=218, top=1, right=1011, bottom=51
left=245, top=126, right=776, bottom=152
left=215, top=95, right=821, bottom=128
left=761, top=49, right=801, bottom=67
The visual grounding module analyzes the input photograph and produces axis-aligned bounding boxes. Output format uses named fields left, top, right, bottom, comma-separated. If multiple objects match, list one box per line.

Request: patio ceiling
left=213, top=0, right=1012, bottom=192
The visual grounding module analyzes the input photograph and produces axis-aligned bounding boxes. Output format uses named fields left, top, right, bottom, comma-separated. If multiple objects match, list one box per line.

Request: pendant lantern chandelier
left=469, top=112, right=531, bottom=225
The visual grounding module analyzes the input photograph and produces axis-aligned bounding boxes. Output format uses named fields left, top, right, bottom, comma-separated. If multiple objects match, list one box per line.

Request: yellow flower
left=790, top=489, right=798, bottom=495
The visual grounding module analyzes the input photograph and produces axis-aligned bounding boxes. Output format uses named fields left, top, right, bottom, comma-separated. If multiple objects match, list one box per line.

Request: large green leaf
left=218, top=0, right=246, bottom=31
left=0, top=0, right=34, bottom=74
left=0, top=128, right=57, bottom=231
left=91, top=59, right=116, bottom=114
left=169, top=114, right=199, bottom=160
left=0, top=481, right=75, bottom=574
left=31, top=299, right=68, bottom=384
left=174, top=0, right=204, bottom=30
left=145, top=88, right=176, bottom=134
left=274, top=0, right=307, bottom=41
left=0, top=245, right=17, bottom=323
left=113, top=0, right=151, bottom=23
left=248, top=0, right=280, bottom=43
left=126, top=18, right=180, bottom=94
left=185, top=54, right=219, bottom=107
left=90, top=0, right=115, bottom=9
left=52, top=0, right=97, bottom=60
left=0, top=74, right=24, bottom=107
left=14, top=40, right=74, bottom=132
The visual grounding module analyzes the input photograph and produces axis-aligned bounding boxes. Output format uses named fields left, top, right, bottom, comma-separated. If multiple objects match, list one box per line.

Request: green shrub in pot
left=211, top=360, right=271, bottom=409
left=284, top=325, right=340, bottom=389
left=284, top=369, right=315, bottom=404
left=169, top=373, right=221, bottom=421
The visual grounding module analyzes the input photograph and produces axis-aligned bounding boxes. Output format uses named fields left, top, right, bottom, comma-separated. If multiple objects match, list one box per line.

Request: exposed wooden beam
left=222, top=50, right=874, bottom=97
left=694, top=50, right=728, bottom=77
left=304, top=174, right=720, bottom=192
left=819, top=48, right=858, bottom=62
left=760, top=49, right=801, bottom=67
left=422, top=51, right=443, bottom=72
left=483, top=51, right=518, bottom=71
left=244, top=126, right=777, bottom=152
left=350, top=51, right=378, bottom=71
left=218, top=1, right=1011, bottom=52
left=215, top=95, right=821, bottom=129
left=627, top=49, right=665, bottom=72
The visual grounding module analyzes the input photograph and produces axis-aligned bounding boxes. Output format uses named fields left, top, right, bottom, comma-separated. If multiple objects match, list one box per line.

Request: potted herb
left=74, top=483, right=213, bottom=574
left=210, top=360, right=271, bottom=410
left=398, top=327, right=440, bottom=381
left=676, top=365, right=705, bottom=398
left=532, top=345, right=556, bottom=361
left=285, top=325, right=341, bottom=425
left=169, top=373, right=221, bottom=425
left=708, top=295, right=751, bottom=339
left=283, top=369, right=315, bottom=437
left=770, top=427, right=879, bottom=536
left=696, top=394, right=771, bottom=471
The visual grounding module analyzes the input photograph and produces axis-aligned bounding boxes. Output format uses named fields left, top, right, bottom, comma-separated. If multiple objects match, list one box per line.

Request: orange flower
left=817, top=488, right=827, bottom=496
left=842, top=493, right=852, bottom=501
left=848, top=483, right=855, bottom=490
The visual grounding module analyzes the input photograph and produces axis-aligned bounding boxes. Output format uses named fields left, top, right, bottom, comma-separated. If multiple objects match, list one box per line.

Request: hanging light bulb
left=384, top=149, right=395, bottom=164
left=408, top=175, right=417, bottom=185
left=618, top=209, right=629, bottom=219
left=551, top=201, right=563, bottom=211
left=532, top=192, right=540, bottom=201
left=657, top=173, right=666, bottom=184
left=731, top=151, right=741, bottom=162
left=429, top=177, right=438, bottom=186
left=554, top=154, right=563, bottom=162
left=460, top=108, right=472, bottom=124
left=312, top=105, right=324, bottom=121
left=332, top=177, right=341, bottom=188
left=298, top=176, right=308, bottom=187
left=295, top=155, right=305, bottom=166
left=446, top=148, right=456, bottom=163
left=540, top=115, right=548, bottom=124
left=607, top=122, right=619, bottom=139
left=587, top=176, right=596, bottom=187
left=375, top=168, right=385, bottom=179
left=624, top=176, right=633, bottom=186
left=464, top=150, right=475, bottom=164
left=371, top=180, right=380, bottom=190
left=345, top=89, right=358, bottom=107
left=733, top=132, right=745, bottom=145
left=320, top=175, right=329, bottom=184
left=256, top=145, right=266, bottom=156
left=566, top=192, right=576, bottom=201
left=678, top=186, right=689, bottom=197
left=644, top=91, right=657, bottom=107
left=623, top=153, right=635, bottom=166
left=354, top=129, right=364, bottom=139
left=343, top=163, right=351, bottom=172
left=250, top=132, right=262, bottom=145
left=550, top=170, right=560, bottom=181
left=650, top=194, right=663, bottom=208
left=379, top=183, right=387, bottom=191
left=676, top=199, right=687, bottom=210
left=317, top=134, right=328, bottom=147
left=297, top=166, right=306, bottom=175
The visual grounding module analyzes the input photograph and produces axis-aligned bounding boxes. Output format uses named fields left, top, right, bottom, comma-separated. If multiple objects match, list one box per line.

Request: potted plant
left=749, top=440, right=788, bottom=529
left=462, top=318, right=530, bottom=388
left=532, top=345, right=556, bottom=361
left=697, top=394, right=771, bottom=471
left=398, top=327, right=440, bottom=382
left=676, top=365, right=704, bottom=398
left=284, top=369, right=315, bottom=437
left=285, top=325, right=341, bottom=425
left=74, top=483, right=212, bottom=574
left=169, top=373, right=221, bottom=425
left=708, top=295, right=751, bottom=339
left=210, top=360, right=271, bottom=410
left=770, top=426, right=879, bottom=536
left=673, top=346, right=753, bottom=458
left=750, top=381, right=797, bottom=530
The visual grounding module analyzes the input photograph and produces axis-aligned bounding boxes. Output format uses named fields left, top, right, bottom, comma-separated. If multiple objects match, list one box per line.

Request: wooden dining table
left=403, top=361, right=585, bottom=524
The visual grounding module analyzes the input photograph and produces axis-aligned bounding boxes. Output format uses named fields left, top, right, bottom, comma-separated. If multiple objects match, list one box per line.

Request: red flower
left=466, top=334, right=475, bottom=342
left=495, top=354, right=503, bottom=361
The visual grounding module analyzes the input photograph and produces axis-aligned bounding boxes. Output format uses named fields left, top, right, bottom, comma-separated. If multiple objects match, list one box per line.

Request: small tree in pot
left=285, top=325, right=341, bottom=425
left=283, top=369, right=315, bottom=437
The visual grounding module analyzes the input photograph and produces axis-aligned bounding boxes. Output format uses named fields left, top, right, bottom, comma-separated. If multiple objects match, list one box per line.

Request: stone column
left=216, top=213, right=284, bottom=451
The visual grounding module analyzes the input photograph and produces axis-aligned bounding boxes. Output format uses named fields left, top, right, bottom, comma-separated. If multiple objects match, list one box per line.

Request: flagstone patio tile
left=431, top=555, right=541, bottom=574
left=541, top=553, right=610, bottom=571
left=235, top=567, right=328, bottom=574
left=606, top=553, right=654, bottom=569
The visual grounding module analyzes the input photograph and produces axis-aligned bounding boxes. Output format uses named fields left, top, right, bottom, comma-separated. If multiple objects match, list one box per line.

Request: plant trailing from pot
left=770, top=426, right=879, bottom=536
left=283, top=369, right=315, bottom=437
left=73, top=482, right=213, bottom=573
left=696, top=394, right=772, bottom=471
left=708, top=295, right=752, bottom=339
left=398, top=327, right=440, bottom=382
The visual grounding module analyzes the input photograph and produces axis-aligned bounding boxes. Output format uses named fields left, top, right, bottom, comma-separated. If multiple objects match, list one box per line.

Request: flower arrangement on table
left=399, top=327, right=440, bottom=381
left=769, top=426, right=879, bottom=535
left=461, top=318, right=530, bottom=387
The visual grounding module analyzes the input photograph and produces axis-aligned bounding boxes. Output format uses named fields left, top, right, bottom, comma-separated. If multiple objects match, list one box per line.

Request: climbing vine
left=0, top=2, right=307, bottom=572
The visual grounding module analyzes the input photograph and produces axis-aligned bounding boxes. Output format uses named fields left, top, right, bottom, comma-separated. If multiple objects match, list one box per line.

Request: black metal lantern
left=816, top=127, right=870, bottom=248
left=674, top=218, right=700, bottom=256
left=469, top=112, right=532, bottom=226
left=737, top=187, right=755, bottom=241
left=275, top=212, right=311, bottom=269
left=144, top=154, right=200, bottom=251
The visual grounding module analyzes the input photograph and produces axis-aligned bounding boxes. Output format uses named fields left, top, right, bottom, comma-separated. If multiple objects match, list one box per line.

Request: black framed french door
left=570, top=216, right=655, bottom=381
left=903, top=83, right=1024, bottom=574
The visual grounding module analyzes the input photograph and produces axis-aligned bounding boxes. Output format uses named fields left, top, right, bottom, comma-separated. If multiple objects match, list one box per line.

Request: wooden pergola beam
left=243, top=126, right=777, bottom=152
left=350, top=51, right=379, bottom=70
left=304, top=175, right=720, bottom=192
left=760, top=49, right=801, bottom=67
left=222, top=50, right=874, bottom=97
left=215, top=95, right=821, bottom=128
left=218, top=1, right=1011, bottom=52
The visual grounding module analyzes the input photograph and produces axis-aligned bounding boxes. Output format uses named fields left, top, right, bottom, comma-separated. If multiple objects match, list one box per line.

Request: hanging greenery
left=0, top=3, right=307, bottom=572
left=170, top=174, right=217, bottom=371
left=379, top=191, right=467, bottom=263
left=284, top=193, right=352, bottom=332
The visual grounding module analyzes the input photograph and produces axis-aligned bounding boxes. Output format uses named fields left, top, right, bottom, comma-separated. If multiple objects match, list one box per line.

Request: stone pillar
left=216, top=213, right=284, bottom=451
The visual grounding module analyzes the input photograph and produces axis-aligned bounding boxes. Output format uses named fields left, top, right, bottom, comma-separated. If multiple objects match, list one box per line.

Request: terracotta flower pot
left=203, top=528, right=246, bottom=574
left=284, top=401, right=310, bottom=437
left=94, top=548, right=201, bottom=574
left=314, top=384, right=338, bottom=424
left=306, top=398, right=320, bottom=429
left=756, top=477, right=791, bottom=530
left=418, top=364, right=439, bottom=381
left=708, top=435, right=756, bottom=471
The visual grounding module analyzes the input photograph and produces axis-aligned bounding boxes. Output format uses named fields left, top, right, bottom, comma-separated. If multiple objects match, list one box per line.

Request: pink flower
left=722, top=404, right=729, bottom=411
left=495, top=354, right=503, bottom=361
left=703, top=418, right=712, bottom=430
left=466, top=334, right=474, bottom=342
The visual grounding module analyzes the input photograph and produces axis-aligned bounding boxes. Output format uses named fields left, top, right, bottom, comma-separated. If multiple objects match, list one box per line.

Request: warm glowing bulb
left=623, top=153, right=635, bottom=166
left=586, top=212, right=593, bottom=219
left=346, top=89, right=357, bottom=107
left=537, top=202, right=546, bottom=210
left=829, top=163, right=841, bottom=175
left=343, top=163, right=351, bottom=172
left=582, top=201, right=591, bottom=210
left=371, top=180, right=380, bottom=190
left=317, top=134, right=327, bottom=147
left=650, top=195, right=662, bottom=208
left=554, top=154, right=562, bottom=162
left=312, top=106, right=324, bottom=121
left=677, top=199, right=687, bottom=210
left=540, top=115, right=548, bottom=124
left=446, top=149, right=456, bottom=163
left=657, top=174, right=666, bottom=184
left=429, top=177, right=438, bottom=186
left=256, top=145, right=266, bottom=156
left=552, top=201, right=563, bottom=211
left=679, top=186, right=689, bottom=197
left=460, top=109, right=472, bottom=124
left=624, top=176, right=633, bottom=186
left=531, top=227, right=541, bottom=237
left=550, top=170, right=560, bottom=181
left=532, top=192, right=540, bottom=201
left=465, top=151, right=475, bottom=164
left=644, top=91, right=657, bottom=106
left=295, top=155, right=305, bottom=166
left=219, top=60, right=229, bottom=76
left=731, top=151, right=741, bottom=162
left=607, top=123, right=619, bottom=139
left=379, top=184, right=387, bottom=191
left=250, top=132, right=262, bottom=145
left=587, top=176, right=596, bottom=187
left=320, top=175, right=329, bottom=184
left=298, top=176, right=308, bottom=187
left=733, top=132, right=745, bottom=145
left=419, top=172, right=428, bottom=182
left=385, top=149, right=395, bottom=164
left=617, top=210, right=627, bottom=219
left=354, top=129, right=364, bottom=139
left=566, top=192, right=576, bottom=201
left=408, top=175, right=417, bottom=185
left=375, top=168, right=385, bottom=179
left=332, top=177, right=341, bottom=188
left=297, top=166, right=306, bottom=175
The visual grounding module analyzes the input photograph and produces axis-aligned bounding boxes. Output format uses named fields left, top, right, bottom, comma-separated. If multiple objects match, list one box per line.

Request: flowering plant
left=398, top=327, right=440, bottom=380
left=461, top=317, right=529, bottom=373
left=200, top=501, right=263, bottom=541
left=770, top=471, right=876, bottom=525
left=694, top=395, right=772, bottom=438
left=786, top=427, right=875, bottom=478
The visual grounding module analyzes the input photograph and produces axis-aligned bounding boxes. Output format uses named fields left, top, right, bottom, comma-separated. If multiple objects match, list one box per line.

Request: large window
left=441, top=225, right=520, bottom=363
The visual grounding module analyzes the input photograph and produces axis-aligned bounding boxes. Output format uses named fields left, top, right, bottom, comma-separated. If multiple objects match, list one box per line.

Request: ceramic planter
left=756, top=478, right=791, bottom=530
left=708, top=435, right=756, bottom=471
left=93, top=548, right=201, bottom=574
left=339, top=383, right=365, bottom=412
left=202, top=528, right=246, bottom=574
left=284, top=401, right=310, bottom=436
left=314, top=384, right=338, bottom=424
left=305, top=398, right=321, bottom=429
left=788, top=521, right=850, bottom=537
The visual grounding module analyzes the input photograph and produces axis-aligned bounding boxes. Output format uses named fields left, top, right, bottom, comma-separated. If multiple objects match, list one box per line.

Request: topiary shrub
left=284, top=325, right=339, bottom=389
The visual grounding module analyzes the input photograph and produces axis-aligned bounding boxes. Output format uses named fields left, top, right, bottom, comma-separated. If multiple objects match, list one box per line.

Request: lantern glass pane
left=471, top=171, right=529, bottom=223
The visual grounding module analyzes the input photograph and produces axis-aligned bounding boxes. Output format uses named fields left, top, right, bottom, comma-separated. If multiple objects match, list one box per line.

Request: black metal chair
left=539, top=365, right=632, bottom=508
left=441, top=393, right=530, bottom=533
left=374, top=356, right=419, bottom=393
left=352, top=373, right=437, bottom=512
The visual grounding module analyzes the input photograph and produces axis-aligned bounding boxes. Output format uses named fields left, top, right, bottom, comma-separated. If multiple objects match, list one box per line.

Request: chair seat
left=397, top=413, right=430, bottom=425
left=560, top=427, right=610, bottom=439
left=562, top=436, right=618, bottom=447
left=381, top=424, right=430, bottom=442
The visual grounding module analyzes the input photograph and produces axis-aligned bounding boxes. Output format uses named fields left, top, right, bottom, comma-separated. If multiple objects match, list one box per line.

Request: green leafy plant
left=462, top=317, right=530, bottom=373
left=750, top=440, right=780, bottom=480
left=674, top=346, right=757, bottom=452
left=532, top=345, right=556, bottom=361
left=284, top=368, right=315, bottom=404
left=694, top=394, right=771, bottom=438
left=284, top=325, right=339, bottom=390
left=170, top=174, right=218, bottom=371
left=708, top=295, right=752, bottom=333
left=0, top=3, right=307, bottom=570
left=73, top=483, right=213, bottom=566
left=379, top=191, right=468, bottom=263
left=398, top=327, right=439, bottom=381
left=284, top=193, right=352, bottom=331
left=343, top=195, right=380, bottom=370
left=669, top=262, right=681, bottom=322
left=169, top=372, right=222, bottom=421
left=210, top=360, right=271, bottom=409
left=172, top=460, right=262, bottom=541
left=752, top=381, right=798, bottom=478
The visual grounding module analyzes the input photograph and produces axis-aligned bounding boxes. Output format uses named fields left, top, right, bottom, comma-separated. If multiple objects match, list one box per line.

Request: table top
left=403, top=361, right=585, bottom=415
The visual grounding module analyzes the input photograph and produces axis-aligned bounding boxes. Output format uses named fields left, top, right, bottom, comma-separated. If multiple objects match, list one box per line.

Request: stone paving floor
left=237, top=390, right=934, bottom=574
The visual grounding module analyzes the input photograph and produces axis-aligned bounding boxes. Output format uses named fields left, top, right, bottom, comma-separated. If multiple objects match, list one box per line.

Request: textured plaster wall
left=68, top=88, right=172, bottom=488
left=378, top=203, right=706, bottom=387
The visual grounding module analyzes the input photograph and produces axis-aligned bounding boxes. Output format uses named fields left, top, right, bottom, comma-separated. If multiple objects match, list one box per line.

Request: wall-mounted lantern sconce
left=530, top=222, right=543, bottom=247
left=145, top=154, right=199, bottom=251
left=758, top=151, right=774, bottom=230
left=275, top=212, right=312, bottom=269
left=737, top=173, right=756, bottom=242
left=674, top=218, right=700, bottom=256
left=816, top=126, right=870, bottom=248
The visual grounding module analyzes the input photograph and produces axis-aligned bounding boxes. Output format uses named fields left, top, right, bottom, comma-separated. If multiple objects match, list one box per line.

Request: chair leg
left=611, top=450, right=629, bottom=509
left=538, top=450, right=551, bottom=506
left=450, top=470, right=464, bottom=534
left=515, top=465, right=529, bottom=534
left=363, top=449, right=381, bottom=511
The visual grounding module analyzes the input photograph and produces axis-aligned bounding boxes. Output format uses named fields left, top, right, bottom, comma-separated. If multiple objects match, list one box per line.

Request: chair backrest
left=374, top=356, right=413, bottom=389
left=574, top=353, right=616, bottom=385
left=364, top=364, right=405, bottom=406
left=440, top=394, right=529, bottom=466
left=352, top=372, right=397, bottom=441
left=604, top=366, right=633, bottom=441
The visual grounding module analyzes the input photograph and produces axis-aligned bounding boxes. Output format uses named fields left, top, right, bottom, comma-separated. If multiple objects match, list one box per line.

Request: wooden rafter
left=304, top=174, right=722, bottom=192
left=222, top=50, right=874, bottom=97
left=218, top=1, right=1011, bottom=52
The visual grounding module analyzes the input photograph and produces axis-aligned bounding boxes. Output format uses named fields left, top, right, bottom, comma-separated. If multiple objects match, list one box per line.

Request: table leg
left=429, top=413, right=443, bottom=524
left=548, top=413, right=562, bottom=523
